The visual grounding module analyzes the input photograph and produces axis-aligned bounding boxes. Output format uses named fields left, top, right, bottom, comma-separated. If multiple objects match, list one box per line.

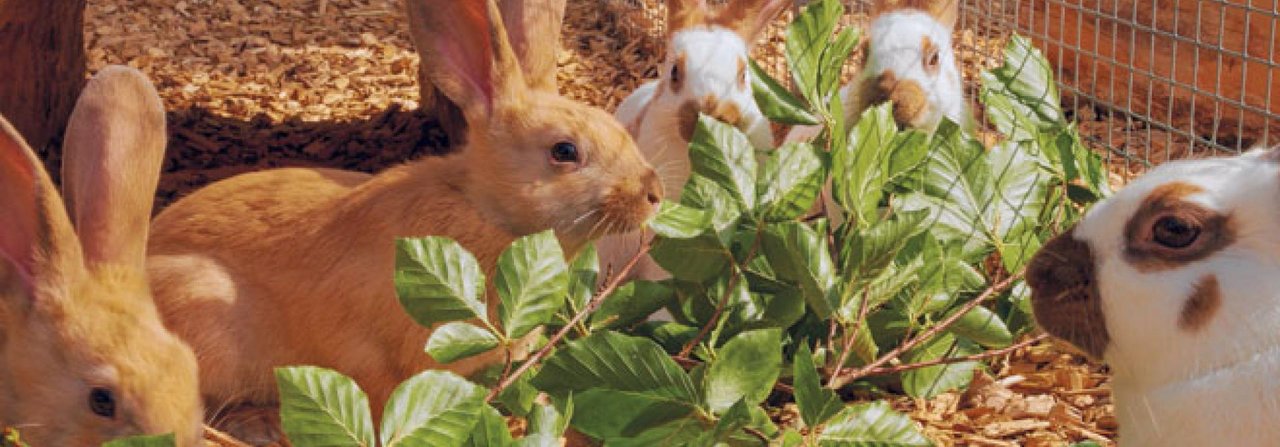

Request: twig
left=676, top=223, right=766, bottom=359
left=826, top=288, right=872, bottom=388
left=826, top=273, right=1024, bottom=390
left=677, top=269, right=741, bottom=358
left=743, top=426, right=771, bottom=443
left=856, top=333, right=1048, bottom=376
left=485, top=239, right=653, bottom=402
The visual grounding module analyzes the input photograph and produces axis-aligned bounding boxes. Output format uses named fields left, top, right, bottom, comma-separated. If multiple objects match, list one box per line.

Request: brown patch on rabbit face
left=676, top=95, right=744, bottom=142
left=1179, top=274, right=1221, bottom=331
left=1026, top=226, right=1110, bottom=359
left=1122, top=182, right=1236, bottom=272
left=861, top=71, right=929, bottom=128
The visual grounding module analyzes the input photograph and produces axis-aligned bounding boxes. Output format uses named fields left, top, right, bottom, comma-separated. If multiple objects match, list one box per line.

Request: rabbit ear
left=498, top=0, right=566, bottom=92
left=717, top=0, right=790, bottom=41
left=60, top=65, right=166, bottom=270
left=407, top=0, right=528, bottom=120
left=0, top=116, right=80, bottom=293
left=667, top=0, right=709, bottom=34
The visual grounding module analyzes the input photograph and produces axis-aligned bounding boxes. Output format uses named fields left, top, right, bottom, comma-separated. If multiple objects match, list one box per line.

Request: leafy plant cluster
left=91, top=0, right=1111, bottom=445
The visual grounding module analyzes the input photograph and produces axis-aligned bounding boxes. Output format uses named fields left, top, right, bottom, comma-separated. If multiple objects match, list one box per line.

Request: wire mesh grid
left=600, top=0, right=1280, bottom=173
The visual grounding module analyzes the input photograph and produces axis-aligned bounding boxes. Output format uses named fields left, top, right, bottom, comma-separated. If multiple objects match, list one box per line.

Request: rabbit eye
left=88, top=387, right=116, bottom=418
left=549, top=141, right=580, bottom=164
left=1153, top=216, right=1200, bottom=249
left=670, top=63, right=682, bottom=85
left=926, top=49, right=940, bottom=68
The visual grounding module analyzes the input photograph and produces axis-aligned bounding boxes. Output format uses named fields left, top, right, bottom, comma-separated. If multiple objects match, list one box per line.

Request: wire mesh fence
left=601, top=0, right=1280, bottom=173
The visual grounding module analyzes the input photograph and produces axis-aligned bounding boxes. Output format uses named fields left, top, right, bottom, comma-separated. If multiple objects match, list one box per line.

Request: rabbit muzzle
left=870, top=71, right=929, bottom=129
left=1026, top=226, right=1110, bottom=359
left=677, top=94, right=745, bottom=142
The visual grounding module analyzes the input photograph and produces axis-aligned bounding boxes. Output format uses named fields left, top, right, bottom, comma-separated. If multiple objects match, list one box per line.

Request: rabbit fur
left=598, top=0, right=788, bottom=283
left=145, top=0, right=661, bottom=442
left=1027, top=147, right=1280, bottom=446
left=0, top=66, right=203, bottom=446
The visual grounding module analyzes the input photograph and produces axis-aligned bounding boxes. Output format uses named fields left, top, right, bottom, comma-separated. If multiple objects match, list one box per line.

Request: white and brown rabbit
left=1027, top=148, right=1280, bottom=446
left=598, top=0, right=789, bottom=282
left=787, top=0, right=971, bottom=143
left=145, top=0, right=662, bottom=442
left=0, top=66, right=202, bottom=446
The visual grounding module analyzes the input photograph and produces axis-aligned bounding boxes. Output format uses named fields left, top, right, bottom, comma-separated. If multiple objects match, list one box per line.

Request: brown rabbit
left=146, top=0, right=661, bottom=441
left=415, top=0, right=568, bottom=147
left=0, top=66, right=202, bottom=446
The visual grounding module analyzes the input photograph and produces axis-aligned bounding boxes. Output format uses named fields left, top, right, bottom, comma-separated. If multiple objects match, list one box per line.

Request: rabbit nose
left=874, top=71, right=927, bottom=128
left=643, top=169, right=663, bottom=208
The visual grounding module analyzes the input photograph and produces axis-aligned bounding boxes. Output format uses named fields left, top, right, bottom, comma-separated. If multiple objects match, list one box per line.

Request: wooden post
left=0, top=0, right=87, bottom=158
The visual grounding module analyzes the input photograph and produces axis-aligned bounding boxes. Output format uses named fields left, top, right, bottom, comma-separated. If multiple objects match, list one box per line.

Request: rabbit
left=597, top=0, right=789, bottom=283
left=1027, top=147, right=1280, bottom=446
left=144, top=0, right=662, bottom=442
left=786, top=0, right=972, bottom=143
left=0, top=66, right=203, bottom=446
left=415, top=0, right=567, bottom=148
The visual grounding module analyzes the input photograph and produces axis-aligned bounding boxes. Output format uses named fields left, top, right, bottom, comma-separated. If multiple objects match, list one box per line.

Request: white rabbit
left=786, top=0, right=971, bottom=143
left=1027, top=147, right=1280, bottom=446
left=600, top=0, right=788, bottom=282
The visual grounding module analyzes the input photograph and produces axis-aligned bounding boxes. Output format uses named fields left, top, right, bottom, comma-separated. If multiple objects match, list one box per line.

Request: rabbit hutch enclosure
left=1, top=0, right=1279, bottom=445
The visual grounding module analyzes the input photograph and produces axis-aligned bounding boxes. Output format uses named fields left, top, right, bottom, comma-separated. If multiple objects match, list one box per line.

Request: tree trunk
left=0, top=0, right=87, bottom=162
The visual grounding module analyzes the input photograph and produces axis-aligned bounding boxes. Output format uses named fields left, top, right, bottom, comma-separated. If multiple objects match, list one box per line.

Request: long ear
left=407, top=0, right=527, bottom=120
left=666, top=0, right=709, bottom=36
left=60, top=65, right=166, bottom=270
left=717, top=0, right=791, bottom=42
left=0, top=116, right=79, bottom=292
left=499, top=0, right=566, bottom=92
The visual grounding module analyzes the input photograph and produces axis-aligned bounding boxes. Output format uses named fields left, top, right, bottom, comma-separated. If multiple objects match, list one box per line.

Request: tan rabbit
left=415, top=0, right=568, bottom=147
left=0, top=66, right=202, bottom=446
left=146, top=0, right=661, bottom=442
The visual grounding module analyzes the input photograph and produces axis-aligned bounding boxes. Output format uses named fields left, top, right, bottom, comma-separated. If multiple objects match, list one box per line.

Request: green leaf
left=688, top=115, right=759, bottom=209
left=425, top=322, right=501, bottom=363
left=749, top=58, right=819, bottom=125
left=831, top=102, right=898, bottom=226
left=532, top=331, right=698, bottom=403
left=706, top=399, right=754, bottom=444
left=947, top=306, right=1013, bottom=348
left=681, top=175, right=746, bottom=232
left=496, top=230, right=569, bottom=339
left=275, top=366, right=375, bottom=447
left=496, top=373, right=538, bottom=417
left=569, top=389, right=698, bottom=441
left=380, top=370, right=486, bottom=447
left=463, top=405, right=515, bottom=447
left=590, top=280, right=673, bottom=330
left=518, top=400, right=572, bottom=447
left=761, top=221, right=837, bottom=318
left=980, top=34, right=1062, bottom=137
left=395, top=237, right=488, bottom=326
left=704, top=328, right=782, bottom=414
left=818, top=401, right=931, bottom=446
left=901, top=333, right=981, bottom=399
left=786, top=0, right=847, bottom=108
left=651, top=201, right=715, bottom=239
left=564, top=243, right=599, bottom=314
left=758, top=142, right=826, bottom=221
left=842, top=210, right=929, bottom=285
left=651, top=230, right=731, bottom=283
left=605, top=417, right=706, bottom=447
left=102, top=434, right=175, bottom=447
left=793, top=344, right=843, bottom=427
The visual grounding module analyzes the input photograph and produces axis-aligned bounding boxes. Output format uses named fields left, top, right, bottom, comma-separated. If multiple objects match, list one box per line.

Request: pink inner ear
left=429, top=0, right=497, bottom=114
left=0, top=127, right=40, bottom=284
